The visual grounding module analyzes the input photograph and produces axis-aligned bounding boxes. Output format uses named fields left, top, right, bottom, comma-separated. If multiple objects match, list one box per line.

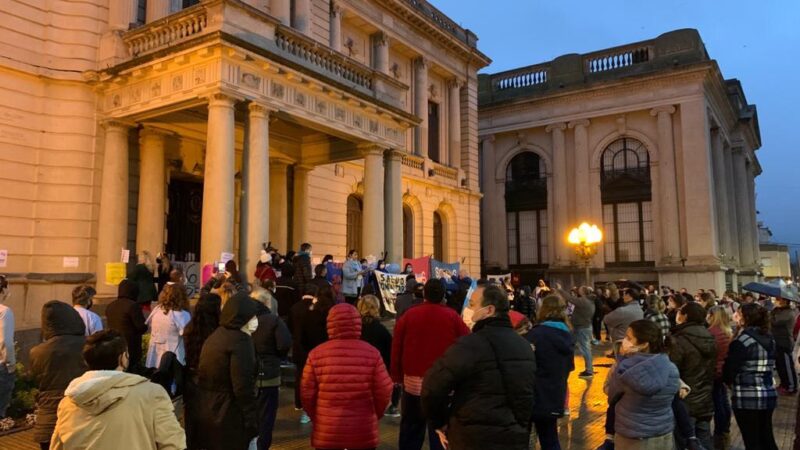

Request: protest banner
left=402, top=256, right=430, bottom=282
left=430, top=259, right=460, bottom=288
left=487, top=273, right=511, bottom=285
left=374, top=270, right=408, bottom=314
left=326, top=261, right=345, bottom=304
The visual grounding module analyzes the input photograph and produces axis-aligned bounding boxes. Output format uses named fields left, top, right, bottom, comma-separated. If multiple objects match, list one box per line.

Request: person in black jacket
left=512, top=285, right=536, bottom=322
left=421, top=284, right=536, bottom=450
left=293, top=243, right=313, bottom=291
left=275, top=263, right=300, bottom=320
left=252, top=296, right=291, bottom=450
left=394, top=276, right=421, bottom=320
left=105, top=279, right=147, bottom=373
left=308, top=264, right=335, bottom=307
left=195, top=292, right=260, bottom=450
left=29, top=301, right=87, bottom=450
left=288, top=283, right=330, bottom=423
left=357, top=294, right=399, bottom=416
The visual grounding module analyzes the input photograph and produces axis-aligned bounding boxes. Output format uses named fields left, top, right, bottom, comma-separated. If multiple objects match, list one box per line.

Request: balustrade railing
left=432, top=162, right=459, bottom=180
left=125, top=6, right=208, bottom=57
left=585, top=45, right=651, bottom=73
left=493, top=65, right=548, bottom=91
left=402, top=153, right=425, bottom=171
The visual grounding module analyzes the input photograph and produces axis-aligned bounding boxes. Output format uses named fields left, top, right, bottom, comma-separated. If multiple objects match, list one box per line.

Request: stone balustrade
left=402, top=153, right=425, bottom=170
left=493, top=64, right=549, bottom=91
left=584, top=45, right=651, bottom=73
left=431, top=161, right=459, bottom=181
left=125, top=4, right=208, bottom=57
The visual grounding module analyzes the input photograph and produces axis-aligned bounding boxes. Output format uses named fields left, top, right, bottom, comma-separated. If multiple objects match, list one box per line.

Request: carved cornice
left=567, top=119, right=590, bottom=129
left=358, top=143, right=386, bottom=157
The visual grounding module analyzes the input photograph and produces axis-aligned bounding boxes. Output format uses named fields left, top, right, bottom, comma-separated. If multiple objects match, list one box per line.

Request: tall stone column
left=384, top=150, right=403, bottom=265
left=293, top=0, right=311, bottom=35
left=373, top=32, right=390, bottom=74
left=329, top=2, right=342, bottom=52
left=569, top=120, right=590, bottom=221
left=733, top=148, right=754, bottom=268
left=244, top=103, right=271, bottom=278
left=651, top=106, right=680, bottom=264
left=723, top=145, right=740, bottom=264
left=96, top=121, right=131, bottom=295
left=108, top=0, right=138, bottom=30
left=292, top=165, right=311, bottom=250
left=361, top=145, right=385, bottom=259
left=269, top=159, right=290, bottom=253
left=746, top=163, right=760, bottom=268
left=271, top=0, right=290, bottom=25
left=200, top=93, right=236, bottom=268
left=136, top=127, right=167, bottom=259
left=145, top=0, right=171, bottom=23
left=546, top=123, right=569, bottom=265
left=481, top=135, right=501, bottom=266
left=710, top=129, right=732, bottom=262
left=448, top=79, right=462, bottom=169
left=413, top=57, right=429, bottom=158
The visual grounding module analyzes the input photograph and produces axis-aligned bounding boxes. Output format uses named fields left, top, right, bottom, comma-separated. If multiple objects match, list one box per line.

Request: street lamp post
left=568, top=222, right=603, bottom=286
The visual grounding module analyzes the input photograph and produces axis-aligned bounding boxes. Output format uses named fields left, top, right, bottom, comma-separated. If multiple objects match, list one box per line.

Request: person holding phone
left=342, top=250, right=364, bottom=306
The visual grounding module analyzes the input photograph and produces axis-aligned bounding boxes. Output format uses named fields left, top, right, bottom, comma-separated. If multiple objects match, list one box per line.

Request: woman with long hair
left=644, top=294, right=670, bottom=341
left=145, top=283, right=192, bottom=369
left=357, top=295, right=399, bottom=416
left=523, top=295, right=574, bottom=449
left=131, top=250, right=158, bottom=312
left=288, top=284, right=330, bottom=424
left=707, top=305, right=733, bottom=449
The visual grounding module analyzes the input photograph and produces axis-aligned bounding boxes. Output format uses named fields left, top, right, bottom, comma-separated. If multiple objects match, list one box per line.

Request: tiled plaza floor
left=1, top=341, right=797, bottom=449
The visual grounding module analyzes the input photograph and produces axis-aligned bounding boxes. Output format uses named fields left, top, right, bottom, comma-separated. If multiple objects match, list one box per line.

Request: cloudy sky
left=432, top=0, right=800, bottom=253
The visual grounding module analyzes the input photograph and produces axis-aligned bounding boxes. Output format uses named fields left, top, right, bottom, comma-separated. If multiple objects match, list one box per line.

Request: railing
left=493, top=64, right=548, bottom=91
left=125, top=5, right=208, bottom=57
left=585, top=45, right=650, bottom=73
left=402, top=153, right=425, bottom=170
left=431, top=162, right=459, bottom=180
left=402, top=0, right=468, bottom=43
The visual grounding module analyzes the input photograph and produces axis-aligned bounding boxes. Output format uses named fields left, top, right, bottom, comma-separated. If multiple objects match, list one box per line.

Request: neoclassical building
left=0, top=0, right=488, bottom=330
left=479, top=29, right=762, bottom=292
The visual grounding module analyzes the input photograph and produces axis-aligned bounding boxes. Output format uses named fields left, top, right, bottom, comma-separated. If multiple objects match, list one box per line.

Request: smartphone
left=218, top=262, right=225, bottom=272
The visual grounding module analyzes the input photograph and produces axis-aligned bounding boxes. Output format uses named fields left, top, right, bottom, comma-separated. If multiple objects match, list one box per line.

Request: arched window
left=505, top=152, right=548, bottom=267
left=403, top=204, right=414, bottom=259
left=346, top=195, right=362, bottom=256
left=433, top=211, right=444, bottom=261
left=601, top=137, right=654, bottom=265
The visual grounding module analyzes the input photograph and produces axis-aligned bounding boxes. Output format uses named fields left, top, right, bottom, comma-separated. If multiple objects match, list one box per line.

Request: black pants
left=391, top=384, right=401, bottom=407
left=344, top=295, right=358, bottom=306
left=775, top=345, right=798, bottom=391
left=256, top=386, right=279, bottom=450
left=533, top=417, right=560, bottom=450
left=733, top=408, right=778, bottom=450
left=294, top=360, right=305, bottom=409
left=592, top=314, right=603, bottom=340
left=398, top=392, right=444, bottom=450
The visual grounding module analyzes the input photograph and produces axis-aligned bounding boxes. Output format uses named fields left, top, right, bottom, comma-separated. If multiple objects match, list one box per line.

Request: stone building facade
left=0, top=0, right=489, bottom=331
left=478, top=29, right=762, bottom=293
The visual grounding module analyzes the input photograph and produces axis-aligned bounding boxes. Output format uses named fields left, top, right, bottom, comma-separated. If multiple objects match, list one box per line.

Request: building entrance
left=166, top=178, right=203, bottom=261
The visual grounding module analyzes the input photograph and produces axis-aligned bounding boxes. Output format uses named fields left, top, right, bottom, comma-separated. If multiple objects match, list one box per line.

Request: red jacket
left=390, top=301, right=470, bottom=383
left=301, top=303, right=392, bottom=449
left=708, top=325, right=732, bottom=380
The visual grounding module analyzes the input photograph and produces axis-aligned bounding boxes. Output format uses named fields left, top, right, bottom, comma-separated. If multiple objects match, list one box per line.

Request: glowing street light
left=568, top=222, right=603, bottom=285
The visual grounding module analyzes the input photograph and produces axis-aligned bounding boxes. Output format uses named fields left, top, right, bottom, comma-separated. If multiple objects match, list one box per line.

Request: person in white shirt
left=146, top=283, right=191, bottom=368
left=71, top=285, right=104, bottom=336
left=0, top=275, right=16, bottom=418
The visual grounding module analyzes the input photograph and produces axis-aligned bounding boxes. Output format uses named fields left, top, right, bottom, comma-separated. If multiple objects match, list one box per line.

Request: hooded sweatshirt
left=106, top=279, right=147, bottom=369
left=524, top=320, right=575, bottom=417
left=50, top=370, right=185, bottom=450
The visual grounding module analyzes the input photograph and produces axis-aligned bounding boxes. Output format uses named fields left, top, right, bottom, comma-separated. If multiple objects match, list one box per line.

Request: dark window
left=504, top=152, right=548, bottom=267
left=433, top=211, right=443, bottom=260
left=346, top=195, right=362, bottom=256
left=403, top=204, right=413, bottom=259
left=166, top=179, right=203, bottom=261
left=428, top=102, right=440, bottom=163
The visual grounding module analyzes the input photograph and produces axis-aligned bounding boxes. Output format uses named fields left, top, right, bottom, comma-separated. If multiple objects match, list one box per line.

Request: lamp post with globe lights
left=568, top=222, right=603, bottom=286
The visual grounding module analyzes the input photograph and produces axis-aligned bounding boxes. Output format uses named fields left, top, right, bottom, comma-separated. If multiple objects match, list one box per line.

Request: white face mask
left=620, top=337, right=639, bottom=355
left=462, top=307, right=475, bottom=330
left=241, top=316, right=259, bottom=335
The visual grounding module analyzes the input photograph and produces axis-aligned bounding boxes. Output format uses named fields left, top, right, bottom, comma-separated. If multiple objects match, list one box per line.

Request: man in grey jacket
left=603, top=287, right=644, bottom=355
left=566, top=286, right=596, bottom=378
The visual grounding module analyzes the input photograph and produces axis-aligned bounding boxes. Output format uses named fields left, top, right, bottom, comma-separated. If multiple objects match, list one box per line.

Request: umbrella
left=742, top=279, right=799, bottom=302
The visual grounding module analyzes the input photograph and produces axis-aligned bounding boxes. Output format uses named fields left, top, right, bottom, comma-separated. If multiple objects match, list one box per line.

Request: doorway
left=166, top=178, right=203, bottom=261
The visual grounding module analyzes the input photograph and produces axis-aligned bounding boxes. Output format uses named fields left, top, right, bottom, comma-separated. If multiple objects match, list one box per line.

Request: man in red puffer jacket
left=301, top=303, right=393, bottom=450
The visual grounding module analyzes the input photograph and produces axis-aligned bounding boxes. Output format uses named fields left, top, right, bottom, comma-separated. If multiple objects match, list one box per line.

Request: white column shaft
left=294, top=0, right=311, bottom=35
left=548, top=123, right=569, bottom=264
left=245, top=104, right=271, bottom=278
left=374, top=33, right=390, bottom=74
left=414, top=58, right=429, bottom=158
left=145, top=0, right=171, bottom=23
left=269, top=161, right=289, bottom=253
left=136, top=129, right=166, bottom=258
left=362, top=147, right=385, bottom=258
left=292, top=166, right=310, bottom=250
left=271, top=0, right=291, bottom=25
left=653, top=107, right=681, bottom=263
left=570, top=120, right=590, bottom=220
left=384, top=151, right=403, bottom=265
left=723, top=147, right=740, bottom=263
left=733, top=149, right=754, bottom=267
left=96, top=122, right=130, bottom=294
left=711, top=130, right=732, bottom=260
left=329, top=3, right=342, bottom=51
left=448, top=81, right=461, bottom=168
left=746, top=164, right=759, bottom=267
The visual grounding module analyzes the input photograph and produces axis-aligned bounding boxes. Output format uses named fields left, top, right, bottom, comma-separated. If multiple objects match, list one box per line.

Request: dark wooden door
left=166, top=179, right=203, bottom=261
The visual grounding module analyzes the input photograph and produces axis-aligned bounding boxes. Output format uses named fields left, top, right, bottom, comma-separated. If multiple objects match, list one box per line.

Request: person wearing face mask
left=50, top=329, right=185, bottom=450
left=195, top=291, right=260, bottom=450
left=293, top=242, right=314, bottom=291
left=71, top=285, right=103, bottom=336
left=603, top=288, right=644, bottom=355
left=0, top=275, right=16, bottom=419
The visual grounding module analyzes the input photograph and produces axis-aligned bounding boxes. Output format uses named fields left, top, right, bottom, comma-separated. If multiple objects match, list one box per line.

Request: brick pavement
left=1, top=342, right=797, bottom=449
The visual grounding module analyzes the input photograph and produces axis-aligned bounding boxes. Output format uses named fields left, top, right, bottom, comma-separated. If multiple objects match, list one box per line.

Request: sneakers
left=595, top=439, right=614, bottom=450
left=686, top=437, right=703, bottom=450
left=591, top=339, right=600, bottom=345
left=777, top=386, right=797, bottom=396
left=299, top=412, right=311, bottom=424
left=578, top=371, right=594, bottom=379
left=385, top=405, right=400, bottom=417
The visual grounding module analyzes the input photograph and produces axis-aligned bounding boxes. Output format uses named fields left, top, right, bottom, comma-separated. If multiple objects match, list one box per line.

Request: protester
left=29, top=301, right=87, bottom=449
left=771, top=297, right=798, bottom=394
left=293, top=243, right=313, bottom=290
left=0, top=275, right=13, bottom=418
left=391, top=279, right=470, bottom=450
left=592, top=287, right=605, bottom=344
left=105, top=279, right=147, bottom=373
left=513, top=285, right=536, bottom=322
left=394, top=275, right=420, bottom=320
left=145, top=283, right=191, bottom=369
left=251, top=281, right=278, bottom=315
left=130, top=250, right=158, bottom=310
left=223, top=259, right=245, bottom=293
left=50, top=329, right=185, bottom=450
left=668, top=302, right=716, bottom=450
left=723, top=303, right=779, bottom=450
left=252, top=289, right=292, bottom=450
left=343, top=249, right=364, bottom=305
left=667, top=294, right=687, bottom=328
left=707, top=305, right=733, bottom=449
left=156, top=253, right=172, bottom=293
left=644, top=294, right=670, bottom=342
left=567, top=287, right=595, bottom=378
left=604, top=320, right=681, bottom=449
left=524, top=294, right=574, bottom=449
left=288, top=284, right=330, bottom=424
left=603, top=288, right=644, bottom=353
left=422, top=284, right=535, bottom=450
left=254, top=249, right=277, bottom=285
left=358, top=295, right=400, bottom=417
left=300, top=303, right=392, bottom=450
left=195, top=292, right=260, bottom=450
left=71, top=285, right=103, bottom=336
left=309, top=263, right=335, bottom=307
left=274, top=263, right=300, bottom=319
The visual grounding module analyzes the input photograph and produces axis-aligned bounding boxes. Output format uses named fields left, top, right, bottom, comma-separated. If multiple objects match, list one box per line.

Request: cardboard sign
left=374, top=270, right=409, bottom=314
left=121, top=248, right=130, bottom=263
left=105, top=262, right=127, bottom=285
left=63, top=257, right=79, bottom=268
left=220, top=252, right=235, bottom=264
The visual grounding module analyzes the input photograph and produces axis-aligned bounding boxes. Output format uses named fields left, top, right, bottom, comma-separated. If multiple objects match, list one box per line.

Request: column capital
left=650, top=105, right=676, bottom=117
left=373, top=31, right=389, bottom=47
left=567, top=119, right=590, bottom=129
left=447, top=78, right=463, bottom=90
left=330, top=1, right=342, bottom=17
left=247, top=102, right=276, bottom=118
left=545, top=122, right=567, bottom=133
left=414, top=57, right=428, bottom=69
left=358, top=143, right=386, bottom=157
left=480, top=134, right=495, bottom=144
left=385, top=148, right=404, bottom=161
left=102, top=118, right=136, bottom=130
left=205, top=92, right=239, bottom=108
left=269, top=157, right=294, bottom=168
left=294, top=163, right=314, bottom=173
left=139, top=126, right=172, bottom=139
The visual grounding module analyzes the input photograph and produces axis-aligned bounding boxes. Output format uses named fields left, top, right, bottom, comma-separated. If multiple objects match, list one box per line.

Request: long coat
left=668, top=322, right=717, bottom=418
left=106, top=279, right=147, bottom=370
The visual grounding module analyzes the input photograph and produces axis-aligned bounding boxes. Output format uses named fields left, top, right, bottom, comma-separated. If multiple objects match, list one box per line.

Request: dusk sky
left=432, top=0, right=800, bottom=253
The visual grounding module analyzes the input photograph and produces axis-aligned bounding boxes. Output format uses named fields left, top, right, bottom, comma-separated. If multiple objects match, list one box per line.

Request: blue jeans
left=399, top=392, right=444, bottom=450
left=575, top=327, right=593, bottom=373
left=712, top=380, right=731, bottom=436
left=0, top=365, right=14, bottom=417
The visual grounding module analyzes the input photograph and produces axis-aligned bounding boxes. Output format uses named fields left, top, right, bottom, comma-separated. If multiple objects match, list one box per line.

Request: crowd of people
left=0, top=250, right=799, bottom=450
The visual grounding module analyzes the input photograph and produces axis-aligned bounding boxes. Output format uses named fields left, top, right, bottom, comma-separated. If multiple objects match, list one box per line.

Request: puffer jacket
left=195, top=292, right=259, bottom=450
left=50, top=371, right=185, bottom=450
left=605, top=352, right=680, bottom=439
left=293, top=252, right=313, bottom=290
left=668, top=322, right=717, bottom=418
left=422, top=316, right=536, bottom=450
left=524, top=320, right=575, bottom=418
left=301, top=303, right=392, bottom=450
left=252, top=302, right=291, bottom=384
left=29, top=300, right=87, bottom=444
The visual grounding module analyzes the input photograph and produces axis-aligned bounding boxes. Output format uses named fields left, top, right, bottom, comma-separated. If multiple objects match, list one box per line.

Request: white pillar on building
left=481, top=135, right=502, bottom=266
left=373, top=32, right=390, bottom=74
left=733, top=148, right=754, bottom=268
left=723, top=145, right=740, bottom=264
left=746, top=163, right=760, bottom=268
left=145, top=0, right=171, bottom=23
left=108, top=0, right=139, bottom=30
left=651, top=106, right=680, bottom=264
left=361, top=145, right=385, bottom=259
left=569, top=119, right=590, bottom=221
left=96, top=121, right=131, bottom=295
left=547, top=122, right=569, bottom=265
left=271, top=0, right=291, bottom=25
left=136, top=127, right=167, bottom=259
left=244, top=103, right=271, bottom=278
left=292, top=165, right=311, bottom=250
left=711, top=129, right=732, bottom=263
left=329, top=2, right=342, bottom=52
left=414, top=57, right=429, bottom=158
left=384, top=150, right=403, bottom=265
left=448, top=79, right=461, bottom=169
left=269, top=159, right=290, bottom=253
left=293, top=0, right=311, bottom=35
left=200, top=93, right=236, bottom=268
